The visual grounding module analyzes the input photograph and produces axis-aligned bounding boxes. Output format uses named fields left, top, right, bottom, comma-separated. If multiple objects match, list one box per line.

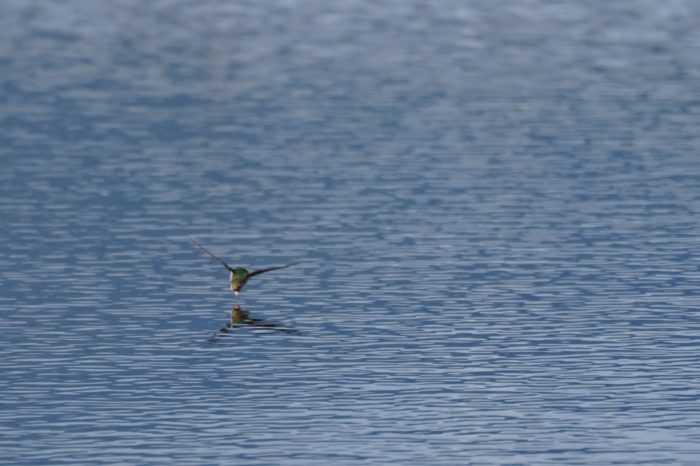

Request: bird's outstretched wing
left=190, top=237, right=235, bottom=272
left=248, top=262, right=298, bottom=278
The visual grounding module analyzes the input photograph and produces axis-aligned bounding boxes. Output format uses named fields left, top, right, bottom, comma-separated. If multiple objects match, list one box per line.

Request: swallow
left=190, top=238, right=296, bottom=296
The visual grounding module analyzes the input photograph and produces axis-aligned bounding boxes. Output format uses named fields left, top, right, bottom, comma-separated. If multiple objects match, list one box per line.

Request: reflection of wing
left=210, top=306, right=299, bottom=341
left=190, top=237, right=235, bottom=272
left=248, top=262, right=297, bottom=278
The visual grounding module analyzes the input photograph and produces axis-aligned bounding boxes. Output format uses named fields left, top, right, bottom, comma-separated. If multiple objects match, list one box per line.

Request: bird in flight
left=191, top=238, right=296, bottom=296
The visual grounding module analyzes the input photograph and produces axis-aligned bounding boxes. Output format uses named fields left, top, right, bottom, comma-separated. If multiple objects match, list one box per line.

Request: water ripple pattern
left=1, top=1, right=700, bottom=465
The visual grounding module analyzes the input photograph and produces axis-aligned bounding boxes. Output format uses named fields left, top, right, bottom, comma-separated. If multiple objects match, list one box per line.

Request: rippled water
left=2, top=1, right=700, bottom=464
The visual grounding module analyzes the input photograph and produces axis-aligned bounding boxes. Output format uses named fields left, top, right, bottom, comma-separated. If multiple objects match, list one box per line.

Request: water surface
left=2, top=1, right=700, bottom=464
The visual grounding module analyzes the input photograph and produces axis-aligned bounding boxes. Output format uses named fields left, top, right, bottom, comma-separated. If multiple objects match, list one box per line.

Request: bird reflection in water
left=211, top=305, right=298, bottom=340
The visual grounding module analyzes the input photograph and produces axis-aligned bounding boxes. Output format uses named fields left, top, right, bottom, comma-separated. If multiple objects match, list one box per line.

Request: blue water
left=2, top=1, right=700, bottom=464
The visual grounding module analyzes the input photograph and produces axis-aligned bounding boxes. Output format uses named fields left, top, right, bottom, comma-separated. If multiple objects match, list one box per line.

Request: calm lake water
left=2, top=1, right=700, bottom=464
